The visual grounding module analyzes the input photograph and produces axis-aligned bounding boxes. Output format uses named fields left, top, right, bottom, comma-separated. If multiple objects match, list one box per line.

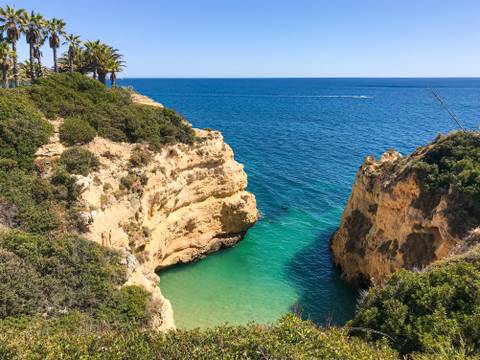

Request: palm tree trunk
left=110, top=72, right=116, bottom=87
left=36, top=48, right=43, bottom=78
left=69, top=55, right=73, bottom=73
left=2, top=66, right=8, bottom=89
left=29, top=43, right=36, bottom=83
left=53, top=47, right=58, bottom=73
left=12, top=41, right=18, bottom=88
left=98, top=72, right=106, bottom=85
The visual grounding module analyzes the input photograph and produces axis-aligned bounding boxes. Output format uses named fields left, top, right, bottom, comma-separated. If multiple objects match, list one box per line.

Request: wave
left=149, top=93, right=374, bottom=100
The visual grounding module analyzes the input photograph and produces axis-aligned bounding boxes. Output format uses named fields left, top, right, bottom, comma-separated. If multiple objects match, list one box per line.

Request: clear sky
left=6, top=0, right=480, bottom=77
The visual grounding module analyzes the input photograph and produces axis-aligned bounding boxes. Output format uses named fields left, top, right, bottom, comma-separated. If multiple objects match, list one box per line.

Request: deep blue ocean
left=118, top=78, right=480, bottom=329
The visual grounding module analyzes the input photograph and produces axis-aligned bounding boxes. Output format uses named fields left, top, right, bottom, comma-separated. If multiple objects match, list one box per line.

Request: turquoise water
left=118, top=78, right=480, bottom=329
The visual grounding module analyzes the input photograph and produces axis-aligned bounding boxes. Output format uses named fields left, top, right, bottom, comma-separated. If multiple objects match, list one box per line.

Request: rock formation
left=331, top=136, right=479, bottom=286
left=35, top=96, right=258, bottom=330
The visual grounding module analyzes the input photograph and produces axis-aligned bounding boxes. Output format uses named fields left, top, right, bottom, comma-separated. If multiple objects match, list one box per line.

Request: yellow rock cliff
left=35, top=96, right=258, bottom=330
left=331, top=141, right=468, bottom=286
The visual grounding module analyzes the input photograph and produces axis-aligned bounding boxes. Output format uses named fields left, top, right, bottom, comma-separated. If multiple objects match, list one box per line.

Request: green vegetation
left=0, top=90, right=52, bottom=169
left=0, top=169, right=59, bottom=233
left=130, top=145, right=152, bottom=167
left=1, top=5, right=480, bottom=357
left=0, top=313, right=398, bottom=360
left=349, top=252, right=480, bottom=357
left=414, top=132, right=480, bottom=197
left=59, top=116, right=96, bottom=145
left=0, top=231, right=128, bottom=317
left=28, top=73, right=195, bottom=147
left=59, top=146, right=99, bottom=176
left=413, top=131, right=480, bottom=235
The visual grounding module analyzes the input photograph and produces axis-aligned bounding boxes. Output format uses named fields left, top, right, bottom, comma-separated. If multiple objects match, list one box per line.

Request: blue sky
left=6, top=0, right=480, bottom=77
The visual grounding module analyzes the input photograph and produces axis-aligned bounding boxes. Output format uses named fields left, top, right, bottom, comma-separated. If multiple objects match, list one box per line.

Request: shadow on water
left=286, top=227, right=359, bottom=326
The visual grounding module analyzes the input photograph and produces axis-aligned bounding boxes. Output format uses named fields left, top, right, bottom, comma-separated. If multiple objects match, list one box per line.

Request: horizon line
left=118, top=76, right=480, bottom=80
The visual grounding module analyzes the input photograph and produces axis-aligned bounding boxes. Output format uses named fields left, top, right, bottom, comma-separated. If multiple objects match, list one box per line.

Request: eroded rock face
left=331, top=145, right=464, bottom=286
left=35, top=97, right=258, bottom=331
left=81, top=129, right=257, bottom=268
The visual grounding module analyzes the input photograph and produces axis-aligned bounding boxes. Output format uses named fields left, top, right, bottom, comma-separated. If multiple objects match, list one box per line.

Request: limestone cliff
left=35, top=96, right=257, bottom=330
left=331, top=134, right=480, bottom=286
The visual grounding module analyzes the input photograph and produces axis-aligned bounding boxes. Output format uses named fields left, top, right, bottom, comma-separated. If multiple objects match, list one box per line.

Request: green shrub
left=59, top=117, right=96, bottom=146
left=50, top=166, right=81, bottom=204
left=96, top=286, right=150, bottom=329
left=0, top=231, right=127, bottom=318
left=0, top=250, right=45, bottom=318
left=414, top=132, right=480, bottom=197
left=59, top=147, right=99, bottom=176
left=119, top=173, right=137, bottom=190
left=0, top=159, right=17, bottom=171
left=349, top=254, right=480, bottom=356
left=129, top=146, right=152, bottom=167
left=413, top=132, right=480, bottom=235
left=0, top=169, right=59, bottom=233
left=27, top=73, right=195, bottom=148
left=0, top=341, right=18, bottom=360
left=0, top=314, right=398, bottom=359
left=0, top=90, right=52, bottom=169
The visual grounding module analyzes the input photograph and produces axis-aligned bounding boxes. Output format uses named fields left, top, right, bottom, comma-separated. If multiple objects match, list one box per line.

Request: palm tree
left=84, top=42, right=123, bottom=85
left=0, top=5, right=27, bottom=87
left=96, top=44, right=122, bottom=85
left=84, top=40, right=101, bottom=79
left=34, top=31, right=47, bottom=78
left=108, top=57, right=124, bottom=87
left=0, top=40, right=14, bottom=88
left=19, top=60, right=39, bottom=82
left=47, top=18, right=65, bottom=73
left=63, top=34, right=81, bottom=73
left=24, top=11, right=45, bottom=83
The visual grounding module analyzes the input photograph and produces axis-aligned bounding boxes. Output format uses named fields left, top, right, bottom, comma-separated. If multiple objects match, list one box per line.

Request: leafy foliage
left=0, top=314, right=397, bottom=360
left=0, top=168, right=59, bottom=233
left=28, top=73, right=195, bottom=148
left=59, top=146, right=99, bottom=176
left=413, top=132, right=480, bottom=235
left=0, top=231, right=128, bottom=318
left=414, top=132, right=480, bottom=197
left=349, top=253, right=480, bottom=356
left=0, top=90, right=52, bottom=169
left=59, top=117, right=96, bottom=145
left=129, top=145, right=152, bottom=167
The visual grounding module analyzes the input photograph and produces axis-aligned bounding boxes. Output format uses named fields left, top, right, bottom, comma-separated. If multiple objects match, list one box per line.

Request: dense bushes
left=0, top=314, right=398, bottom=360
left=414, top=132, right=480, bottom=197
left=0, top=169, right=59, bottom=233
left=59, top=146, right=99, bottom=175
left=27, top=73, right=195, bottom=148
left=349, top=253, right=480, bottom=356
left=0, top=231, right=128, bottom=317
left=0, top=90, right=52, bottom=170
left=0, top=249, right=45, bottom=318
left=59, top=117, right=97, bottom=145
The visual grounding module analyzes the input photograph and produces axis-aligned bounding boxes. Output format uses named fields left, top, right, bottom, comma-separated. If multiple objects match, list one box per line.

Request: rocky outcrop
left=331, top=137, right=477, bottom=286
left=35, top=96, right=258, bottom=330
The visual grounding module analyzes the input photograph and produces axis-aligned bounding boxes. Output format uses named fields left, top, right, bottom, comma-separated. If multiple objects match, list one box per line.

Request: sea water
left=118, top=78, right=480, bottom=329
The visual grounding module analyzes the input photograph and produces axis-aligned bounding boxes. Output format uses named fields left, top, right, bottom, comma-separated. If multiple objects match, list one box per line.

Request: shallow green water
left=159, top=206, right=356, bottom=329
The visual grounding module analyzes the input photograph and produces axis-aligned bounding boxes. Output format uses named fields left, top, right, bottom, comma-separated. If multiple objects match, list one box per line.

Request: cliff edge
left=331, top=132, right=480, bottom=285
left=35, top=95, right=258, bottom=330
